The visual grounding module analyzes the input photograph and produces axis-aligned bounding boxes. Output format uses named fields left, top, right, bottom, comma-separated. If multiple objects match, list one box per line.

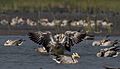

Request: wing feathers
left=28, top=31, right=51, bottom=47
left=64, top=31, right=94, bottom=48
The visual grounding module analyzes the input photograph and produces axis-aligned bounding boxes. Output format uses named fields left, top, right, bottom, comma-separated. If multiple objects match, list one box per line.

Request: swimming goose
left=97, top=46, right=120, bottom=57
left=52, top=53, right=80, bottom=64
left=4, top=39, right=25, bottom=46
left=104, top=66, right=120, bottom=69
left=92, top=39, right=119, bottom=46
left=28, top=30, right=93, bottom=55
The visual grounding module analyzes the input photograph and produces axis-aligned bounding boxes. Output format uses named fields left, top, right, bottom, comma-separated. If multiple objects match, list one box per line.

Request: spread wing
left=63, top=31, right=94, bottom=52
left=28, top=31, right=52, bottom=52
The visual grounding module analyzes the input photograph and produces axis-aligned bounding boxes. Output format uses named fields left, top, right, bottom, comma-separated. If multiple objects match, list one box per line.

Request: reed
left=0, top=0, right=120, bottom=12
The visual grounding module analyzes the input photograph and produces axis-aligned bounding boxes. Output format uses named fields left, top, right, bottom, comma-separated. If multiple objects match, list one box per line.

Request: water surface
left=0, top=35, right=120, bottom=69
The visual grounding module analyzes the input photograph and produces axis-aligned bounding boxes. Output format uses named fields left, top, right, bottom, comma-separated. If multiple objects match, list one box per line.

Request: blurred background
left=0, top=0, right=120, bottom=35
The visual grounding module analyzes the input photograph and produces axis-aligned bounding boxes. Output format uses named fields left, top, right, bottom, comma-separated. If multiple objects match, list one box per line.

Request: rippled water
left=0, top=35, right=120, bottom=69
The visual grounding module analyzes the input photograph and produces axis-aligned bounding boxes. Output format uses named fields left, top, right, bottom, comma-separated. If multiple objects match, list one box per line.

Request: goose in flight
left=28, top=30, right=94, bottom=55
left=4, top=39, right=25, bottom=46
left=51, top=53, right=80, bottom=64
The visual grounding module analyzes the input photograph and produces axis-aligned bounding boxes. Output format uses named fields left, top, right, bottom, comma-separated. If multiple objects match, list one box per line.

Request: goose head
left=54, top=34, right=60, bottom=42
left=4, top=40, right=14, bottom=46
left=92, top=41, right=101, bottom=46
left=97, top=51, right=105, bottom=57
left=6, top=40, right=11, bottom=42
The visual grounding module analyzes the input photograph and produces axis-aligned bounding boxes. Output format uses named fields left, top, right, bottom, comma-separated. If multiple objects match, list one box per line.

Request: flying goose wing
left=63, top=31, right=94, bottom=52
left=28, top=31, right=52, bottom=52
left=65, top=31, right=86, bottom=43
left=62, top=31, right=85, bottom=52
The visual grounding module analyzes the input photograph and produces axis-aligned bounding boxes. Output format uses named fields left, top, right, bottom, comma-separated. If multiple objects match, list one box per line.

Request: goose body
left=97, top=50, right=119, bottom=57
left=92, top=39, right=118, bottom=46
left=97, top=46, right=120, bottom=57
left=4, top=39, right=25, bottom=46
left=52, top=53, right=80, bottom=64
left=28, top=31, right=93, bottom=55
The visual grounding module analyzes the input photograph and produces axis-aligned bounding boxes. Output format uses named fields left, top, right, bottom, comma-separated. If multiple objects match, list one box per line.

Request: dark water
left=0, top=35, right=120, bottom=69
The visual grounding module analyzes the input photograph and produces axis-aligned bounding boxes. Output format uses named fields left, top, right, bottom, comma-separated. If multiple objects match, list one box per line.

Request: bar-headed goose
left=92, top=35, right=119, bottom=46
left=92, top=39, right=119, bottom=47
left=28, top=30, right=94, bottom=55
left=97, top=46, right=120, bottom=57
left=52, top=53, right=80, bottom=64
left=4, top=39, right=25, bottom=46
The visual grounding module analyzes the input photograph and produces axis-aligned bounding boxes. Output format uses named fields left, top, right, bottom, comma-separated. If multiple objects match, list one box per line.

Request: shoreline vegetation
left=0, top=11, right=120, bottom=35
left=0, top=0, right=120, bottom=12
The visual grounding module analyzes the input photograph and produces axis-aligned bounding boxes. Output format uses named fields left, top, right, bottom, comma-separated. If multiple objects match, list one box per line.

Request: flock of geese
left=3, top=30, right=120, bottom=64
